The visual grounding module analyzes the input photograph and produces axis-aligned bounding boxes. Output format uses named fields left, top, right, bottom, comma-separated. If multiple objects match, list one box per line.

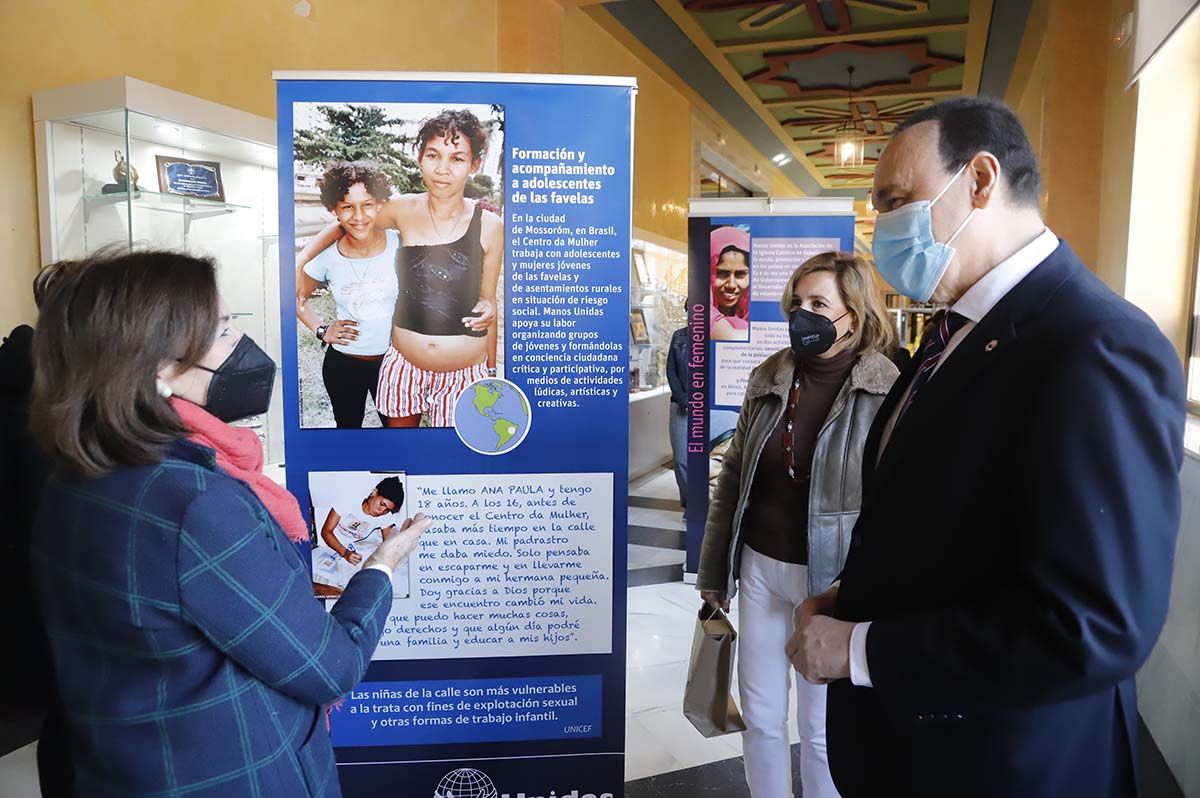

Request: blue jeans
left=668, top=401, right=688, bottom=507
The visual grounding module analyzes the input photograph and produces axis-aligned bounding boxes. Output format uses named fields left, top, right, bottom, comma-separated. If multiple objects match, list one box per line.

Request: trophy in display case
left=102, top=149, right=140, bottom=194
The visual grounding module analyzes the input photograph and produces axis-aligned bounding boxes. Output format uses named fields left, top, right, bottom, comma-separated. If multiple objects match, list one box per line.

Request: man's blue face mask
left=871, top=162, right=977, bottom=303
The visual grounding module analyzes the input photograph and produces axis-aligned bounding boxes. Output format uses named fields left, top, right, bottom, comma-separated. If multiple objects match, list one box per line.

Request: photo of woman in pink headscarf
left=710, top=225, right=751, bottom=341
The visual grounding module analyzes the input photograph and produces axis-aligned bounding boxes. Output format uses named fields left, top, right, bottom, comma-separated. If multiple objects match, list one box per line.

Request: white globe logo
left=434, top=768, right=498, bottom=798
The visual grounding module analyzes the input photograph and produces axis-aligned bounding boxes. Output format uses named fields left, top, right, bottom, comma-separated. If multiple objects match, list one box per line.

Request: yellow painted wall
left=1123, top=8, right=1200, bottom=359
left=1008, top=0, right=1108, bottom=270
left=0, top=0, right=497, bottom=328
left=691, top=106, right=804, bottom=199
left=1, top=0, right=820, bottom=329
left=500, top=0, right=566, bottom=74
left=1002, top=0, right=1196, bottom=361
left=1011, top=39, right=1049, bottom=217
left=1095, top=0, right=1139, bottom=295
left=1021, top=0, right=1200, bottom=359
left=1042, top=0, right=1108, bottom=269
left=562, top=7, right=691, bottom=244
left=1006, top=0, right=1051, bottom=167
left=1, top=0, right=721, bottom=326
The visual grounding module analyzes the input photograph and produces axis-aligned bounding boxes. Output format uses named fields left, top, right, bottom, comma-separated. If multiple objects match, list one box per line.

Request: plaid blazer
left=31, top=440, right=391, bottom=797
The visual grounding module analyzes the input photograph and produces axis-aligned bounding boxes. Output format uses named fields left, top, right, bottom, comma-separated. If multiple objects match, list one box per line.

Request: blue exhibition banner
left=276, top=72, right=633, bottom=798
left=684, top=210, right=856, bottom=574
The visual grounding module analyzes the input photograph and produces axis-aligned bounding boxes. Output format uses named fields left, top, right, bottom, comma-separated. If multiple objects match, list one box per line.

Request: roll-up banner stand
left=276, top=71, right=635, bottom=798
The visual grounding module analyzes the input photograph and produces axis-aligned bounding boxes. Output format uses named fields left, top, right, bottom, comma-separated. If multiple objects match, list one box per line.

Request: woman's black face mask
left=788, top=307, right=849, bottom=360
left=198, top=335, right=276, bottom=422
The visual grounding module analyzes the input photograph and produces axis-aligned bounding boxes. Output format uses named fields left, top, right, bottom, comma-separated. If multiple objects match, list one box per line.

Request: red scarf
left=170, top=398, right=308, bottom=543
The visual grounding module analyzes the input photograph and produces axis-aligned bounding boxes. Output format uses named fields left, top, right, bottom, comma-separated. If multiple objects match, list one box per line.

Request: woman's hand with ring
left=701, top=590, right=730, bottom=612
left=365, top=514, right=430, bottom=571
left=322, top=319, right=359, bottom=345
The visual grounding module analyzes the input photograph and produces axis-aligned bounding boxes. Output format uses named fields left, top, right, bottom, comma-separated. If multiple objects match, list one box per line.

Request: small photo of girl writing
left=309, top=471, right=412, bottom=599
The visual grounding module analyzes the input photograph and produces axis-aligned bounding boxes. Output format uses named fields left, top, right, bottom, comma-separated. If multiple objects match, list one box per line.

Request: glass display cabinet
left=33, top=77, right=284, bottom=464
left=630, top=238, right=687, bottom=393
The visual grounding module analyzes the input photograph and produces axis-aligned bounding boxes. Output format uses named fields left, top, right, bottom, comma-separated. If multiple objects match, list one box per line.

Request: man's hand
left=344, top=550, right=363, bottom=566
left=787, top=583, right=853, bottom=684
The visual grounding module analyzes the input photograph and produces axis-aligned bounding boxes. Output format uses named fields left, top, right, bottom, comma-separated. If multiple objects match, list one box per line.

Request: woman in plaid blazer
left=28, top=250, right=425, bottom=797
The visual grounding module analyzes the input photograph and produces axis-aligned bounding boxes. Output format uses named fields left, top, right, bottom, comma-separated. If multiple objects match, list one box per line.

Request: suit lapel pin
left=984, top=340, right=999, bottom=352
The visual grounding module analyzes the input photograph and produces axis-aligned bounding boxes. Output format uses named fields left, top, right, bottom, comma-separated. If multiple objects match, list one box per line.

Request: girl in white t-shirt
left=296, top=162, right=400, bottom=428
left=312, top=476, right=405, bottom=595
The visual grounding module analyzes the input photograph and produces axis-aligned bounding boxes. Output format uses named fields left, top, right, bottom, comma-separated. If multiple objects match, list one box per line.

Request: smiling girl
left=296, top=162, right=399, bottom=428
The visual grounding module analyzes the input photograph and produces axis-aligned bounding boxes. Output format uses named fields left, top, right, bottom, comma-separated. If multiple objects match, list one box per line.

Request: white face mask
left=871, top=162, right=977, bottom=302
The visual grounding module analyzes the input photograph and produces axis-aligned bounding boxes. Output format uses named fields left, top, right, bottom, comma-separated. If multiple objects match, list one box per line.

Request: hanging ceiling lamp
left=833, top=65, right=865, bottom=169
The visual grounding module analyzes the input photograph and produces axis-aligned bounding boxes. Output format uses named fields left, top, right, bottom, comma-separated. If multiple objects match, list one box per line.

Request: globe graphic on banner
left=434, top=768, right=498, bottom=798
left=453, top=378, right=532, bottom=455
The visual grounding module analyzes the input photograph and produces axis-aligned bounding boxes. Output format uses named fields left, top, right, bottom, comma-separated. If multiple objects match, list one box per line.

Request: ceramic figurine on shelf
left=102, top=149, right=139, bottom=194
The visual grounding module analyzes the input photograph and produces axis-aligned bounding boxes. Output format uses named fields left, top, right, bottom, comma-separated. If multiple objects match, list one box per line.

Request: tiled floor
left=628, top=504, right=685, bottom=531
left=623, top=716, right=1184, bottom=798
left=0, top=742, right=38, bottom=797
left=629, top=467, right=685, bottom=503
left=627, top=468, right=687, bottom=587
left=628, top=543, right=687, bottom=570
left=625, top=748, right=803, bottom=798
left=624, top=580, right=804, bottom=784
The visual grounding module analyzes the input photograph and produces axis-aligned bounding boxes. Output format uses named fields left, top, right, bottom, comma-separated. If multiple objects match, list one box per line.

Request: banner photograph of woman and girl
left=294, top=102, right=505, bottom=429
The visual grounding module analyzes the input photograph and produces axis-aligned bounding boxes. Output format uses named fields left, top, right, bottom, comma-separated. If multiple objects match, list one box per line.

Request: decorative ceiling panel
left=678, top=0, right=988, bottom=197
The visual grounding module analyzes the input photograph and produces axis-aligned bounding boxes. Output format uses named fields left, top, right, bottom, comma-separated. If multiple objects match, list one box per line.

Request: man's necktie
left=897, top=310, right=969, bottom=419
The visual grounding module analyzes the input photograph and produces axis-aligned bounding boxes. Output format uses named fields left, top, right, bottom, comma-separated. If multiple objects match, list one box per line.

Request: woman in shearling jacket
left=697, top=252, right=899, bottom=798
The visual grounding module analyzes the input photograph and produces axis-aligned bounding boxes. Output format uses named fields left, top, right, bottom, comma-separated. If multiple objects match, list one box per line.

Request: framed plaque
left=155, top=155, right=225, bottom=201
left=630, top=308, right=651, bottom=345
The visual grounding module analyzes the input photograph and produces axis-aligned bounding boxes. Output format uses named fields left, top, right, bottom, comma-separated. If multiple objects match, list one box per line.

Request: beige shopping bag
left=682, top=603, right=746, bottom=738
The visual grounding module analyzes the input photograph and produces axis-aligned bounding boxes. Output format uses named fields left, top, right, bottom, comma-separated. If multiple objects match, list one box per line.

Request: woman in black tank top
left=392, top=202, right=488, bottom=338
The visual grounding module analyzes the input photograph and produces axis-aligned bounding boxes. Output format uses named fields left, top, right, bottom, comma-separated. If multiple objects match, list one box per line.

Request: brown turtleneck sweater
left=741, top=347, right=856, bottom=565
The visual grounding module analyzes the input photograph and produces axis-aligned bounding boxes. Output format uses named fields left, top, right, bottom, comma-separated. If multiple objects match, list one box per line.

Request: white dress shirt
left=848, top=227, right=1059, bottom=688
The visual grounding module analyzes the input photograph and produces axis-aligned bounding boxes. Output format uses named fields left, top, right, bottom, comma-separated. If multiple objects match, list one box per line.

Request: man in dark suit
left=785, top=97, right=1186, bottom=797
